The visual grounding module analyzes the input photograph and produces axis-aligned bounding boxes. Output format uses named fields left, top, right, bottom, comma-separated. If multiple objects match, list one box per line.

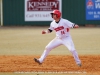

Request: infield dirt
left=0, top=55, right=100, bottom=73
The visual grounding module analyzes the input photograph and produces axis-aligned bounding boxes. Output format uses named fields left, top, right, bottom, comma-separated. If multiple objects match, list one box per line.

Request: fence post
left=0, top=0, right=3, bottom=26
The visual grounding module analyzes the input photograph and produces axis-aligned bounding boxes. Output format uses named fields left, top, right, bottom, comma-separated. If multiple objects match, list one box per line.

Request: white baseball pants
left=39, top=36, right=81, bottom=64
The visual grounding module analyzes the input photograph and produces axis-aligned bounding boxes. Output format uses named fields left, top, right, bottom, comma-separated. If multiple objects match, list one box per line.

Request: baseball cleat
left=34, top=58, right=42, bottom=65
left=77, top=63, right=82, bottom=67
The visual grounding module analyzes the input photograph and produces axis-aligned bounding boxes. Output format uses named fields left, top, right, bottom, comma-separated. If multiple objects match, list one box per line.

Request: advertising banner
left=86, top=0, right=100, bottom=20
left=25, top=0, right=62, bottom=21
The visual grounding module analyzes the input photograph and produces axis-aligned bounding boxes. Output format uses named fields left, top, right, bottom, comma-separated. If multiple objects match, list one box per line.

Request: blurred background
left=0, top=0, right=100, bottom=26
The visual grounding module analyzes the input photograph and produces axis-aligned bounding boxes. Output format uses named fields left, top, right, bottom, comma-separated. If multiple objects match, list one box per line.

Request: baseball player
left=34, top=9, right=81, bottom=67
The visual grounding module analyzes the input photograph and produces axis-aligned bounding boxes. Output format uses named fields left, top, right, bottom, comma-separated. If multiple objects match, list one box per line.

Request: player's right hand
left=42, top=30, right=46, bottom=34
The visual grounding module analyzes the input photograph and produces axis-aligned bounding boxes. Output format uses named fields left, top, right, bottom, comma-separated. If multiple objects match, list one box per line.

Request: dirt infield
left=0, top=55, right=100, bottom=74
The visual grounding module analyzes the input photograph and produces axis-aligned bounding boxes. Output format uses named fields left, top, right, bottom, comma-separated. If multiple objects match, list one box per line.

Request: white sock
left=71, top=50, right=81, bottom=64
left=39, top=49, right=50, bottom=63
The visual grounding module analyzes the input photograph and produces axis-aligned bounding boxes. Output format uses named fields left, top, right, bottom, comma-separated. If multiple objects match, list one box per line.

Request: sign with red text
left=25, top=0, right=62, bottom=21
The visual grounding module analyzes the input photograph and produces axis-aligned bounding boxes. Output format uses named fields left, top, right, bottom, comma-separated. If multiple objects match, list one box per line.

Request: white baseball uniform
left=39, top=18, right=81, bottom=65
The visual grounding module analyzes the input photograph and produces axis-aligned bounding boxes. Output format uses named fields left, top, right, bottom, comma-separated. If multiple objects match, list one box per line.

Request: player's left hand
left=74, top=25, right=79, bottom=28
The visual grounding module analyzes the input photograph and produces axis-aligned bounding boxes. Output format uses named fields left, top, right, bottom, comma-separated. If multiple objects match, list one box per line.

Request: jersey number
left=61, top=31, right=65, bottom=35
